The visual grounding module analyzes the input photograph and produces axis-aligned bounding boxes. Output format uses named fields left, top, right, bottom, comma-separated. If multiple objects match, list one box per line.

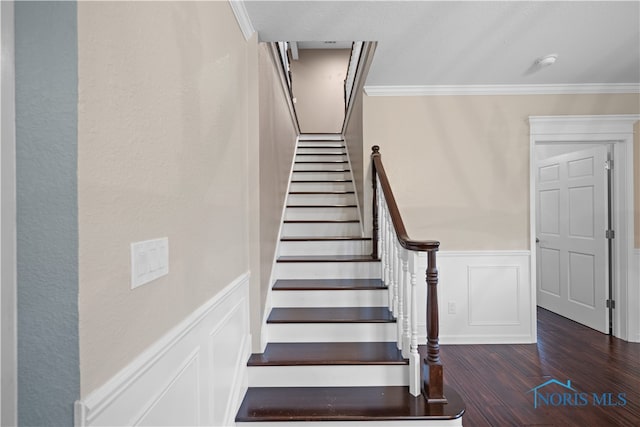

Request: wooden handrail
left=371, top=145, right=446, bottom=403
left=371, top=146, right=440, bottom=252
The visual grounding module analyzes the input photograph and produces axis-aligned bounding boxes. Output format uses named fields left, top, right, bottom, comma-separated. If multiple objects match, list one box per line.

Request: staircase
left=236, top=135, right=464, bottom=426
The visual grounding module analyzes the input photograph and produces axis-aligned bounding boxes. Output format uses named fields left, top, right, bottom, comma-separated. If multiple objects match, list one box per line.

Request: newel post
left=423, top=249, right=446, bottom=403
left=371, top=146, right=380, bottom=259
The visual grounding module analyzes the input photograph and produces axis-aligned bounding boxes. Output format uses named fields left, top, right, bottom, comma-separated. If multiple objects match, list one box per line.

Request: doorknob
left=536, top=237, right=540, bottom=243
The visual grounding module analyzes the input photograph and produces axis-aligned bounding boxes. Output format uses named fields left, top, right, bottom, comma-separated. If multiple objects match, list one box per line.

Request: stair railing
left=371, top=146, right=446, bottom=402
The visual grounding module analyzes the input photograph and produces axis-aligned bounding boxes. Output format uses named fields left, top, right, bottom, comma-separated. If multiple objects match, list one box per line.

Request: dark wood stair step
left=280, top=236, right=371, bottom=242
left=235, top=386, right=465, bottom=422
left=291, top=179, right=352, bottom=183
left=296, top=153, right=346, bottom=156
left=273, top=278, right=383, bottom=290
left=293, top=169, right=351, bottom=173
left=294, top=160, right=348, bottom=164
left=286, top=204, right=357, bottom=208
left=277, top=255, right=378, bottom=263
left=299, top=145, right=346, bottom=149
left=288, top=191, right=354, bottom=195
left=248, top=342, right=406, bottom=366
left=267, top=307, right=395, bottom=323
left=283, top=219, right=359, bottom=223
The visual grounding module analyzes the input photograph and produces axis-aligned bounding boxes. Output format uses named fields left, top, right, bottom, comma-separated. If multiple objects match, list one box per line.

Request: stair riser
left=292, top=171, right=351, bottom=181
left=298, top=135, right=343, bottom=142
left=294, top=162, right=348, bottom=171
left=272, top=289, right=387, bottom=307
left=287, top=193, right=355, bottom=205
left=282, top=222, right=361, bottom=237
left=290, top=181, right=353, bottom=192
left=248, top=365, right=408, bottom=387
left=275, top=261, right=381, bottom=279
left=266, top=322, right=397, bottom=342
left=285, top=208, right=358, bottom=221
left=296, top=147, right=346, bottom=155
left=296, top=154, right=346, bottom=162
left=297, top=141, right=344, bottom=147
left=279, top=240, right=371, bottom=256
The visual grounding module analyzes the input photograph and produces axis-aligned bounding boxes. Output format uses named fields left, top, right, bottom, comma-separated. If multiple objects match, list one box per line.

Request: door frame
left=529, top=115, right=639, bottom=342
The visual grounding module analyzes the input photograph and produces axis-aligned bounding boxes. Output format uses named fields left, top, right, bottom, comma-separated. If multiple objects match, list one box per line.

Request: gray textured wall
left=15, top=2, right=79, bottom=425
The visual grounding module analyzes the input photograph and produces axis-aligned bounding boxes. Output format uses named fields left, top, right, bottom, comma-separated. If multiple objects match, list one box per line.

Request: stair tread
left=291, top=179, right=352, bottom=183
left=295, top=161, right=348, bottom=164
left=277, top=255, right=378, bottom=263
left=273, top=278, right=383, bottom=290
left=289, top=191, right=354, bottom=194
left=267, top=307, right=394, bottom=323
left=248, top=342, right=406, bottom=366
left=286, top=204, right=357, bottom=208
left=298, top=145, right=346, bottom=148
left=297, top=152, right=346, bottom=155
left=293, top=169, right=351, bottom=172
left=284, top=219, right=359, bottom=223
left=236, top=385, right=465, bottom=422
left=280, top=236, right=371, bottom=241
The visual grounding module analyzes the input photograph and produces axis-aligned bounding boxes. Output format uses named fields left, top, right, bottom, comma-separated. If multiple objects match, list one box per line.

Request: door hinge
left=604, top=160, right=614, bottom=170
left=606, top=300, right=615, bottom=309
left=605, top=230, right=615, bottom=239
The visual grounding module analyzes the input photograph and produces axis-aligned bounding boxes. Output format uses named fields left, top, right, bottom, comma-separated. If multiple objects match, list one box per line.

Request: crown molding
left=229, top=0, right=255, bottom=41
left=364, top=83, right=640, bottom=97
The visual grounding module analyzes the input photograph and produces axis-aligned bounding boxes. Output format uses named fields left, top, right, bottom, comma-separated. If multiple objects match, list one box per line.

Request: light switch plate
left=131, top=237, right=169, bottom=289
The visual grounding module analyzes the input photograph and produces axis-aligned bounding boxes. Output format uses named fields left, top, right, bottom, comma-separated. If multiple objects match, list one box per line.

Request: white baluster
left=386, top=210, right=397, bottom=318
left=395, top=241, right=404, bottom=351
left=401, top=250, right=411, bottom=358
left=384, top=208, right=393, bottom=313
left=409, top=252, right=420, bottom=396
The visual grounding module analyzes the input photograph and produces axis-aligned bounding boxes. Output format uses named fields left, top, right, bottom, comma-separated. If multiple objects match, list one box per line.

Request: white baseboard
left=75, top=273, right=251, bottom=427
left=414, top=251, right=535, bottom=344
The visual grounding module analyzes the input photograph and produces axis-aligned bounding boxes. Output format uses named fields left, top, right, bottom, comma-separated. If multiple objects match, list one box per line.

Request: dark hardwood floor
left=427, top=307, right=640, bottom=426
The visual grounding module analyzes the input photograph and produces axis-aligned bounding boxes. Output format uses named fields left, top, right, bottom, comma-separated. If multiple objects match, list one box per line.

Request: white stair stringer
left=248, top=364, right=409, bottom=388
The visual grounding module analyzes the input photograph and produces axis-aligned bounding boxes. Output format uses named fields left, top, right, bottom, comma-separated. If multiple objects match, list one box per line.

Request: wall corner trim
left=364, top=83, right=640, bottom=97
left=229, top=0, right=255, bottom=40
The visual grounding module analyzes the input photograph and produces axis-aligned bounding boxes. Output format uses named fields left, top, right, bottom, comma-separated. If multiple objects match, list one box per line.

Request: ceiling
left=243, top=1, right=640, bottom=88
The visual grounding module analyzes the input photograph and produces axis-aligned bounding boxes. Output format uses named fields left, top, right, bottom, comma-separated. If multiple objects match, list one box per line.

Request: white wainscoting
left=632, top=249, right=640, bottom=343
left=414, top=251, right=534, bottom=344
left=75, top=273, right=251, bottom=427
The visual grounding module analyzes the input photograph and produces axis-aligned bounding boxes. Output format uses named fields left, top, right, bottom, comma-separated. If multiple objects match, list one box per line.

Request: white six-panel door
left=536, top=146, right=609, bottom=333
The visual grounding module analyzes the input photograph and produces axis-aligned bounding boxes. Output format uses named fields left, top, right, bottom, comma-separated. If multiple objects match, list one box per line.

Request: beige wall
left=78, top=1, right=252, bottom=395
left=363, top=94, right=640, bottom=251
left=290, top=49, right=351, bottom=133
left=250, top=44, right=298, bottom=348
left=636, top=120, right=640, bottom=248
left=344, top=88, right=366, bottom=229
